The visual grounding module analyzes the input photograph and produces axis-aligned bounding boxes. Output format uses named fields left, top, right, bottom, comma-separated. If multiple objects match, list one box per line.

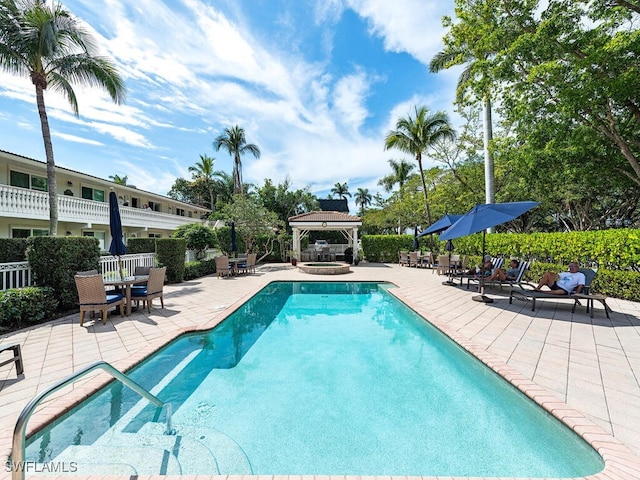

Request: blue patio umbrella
left=230, top=222, right=237, bottom=255
left=440, top=201, right=539, bottom=302
left=417, top=214, right=463, bottom=237
left=108, top=190, right=127, bottom=279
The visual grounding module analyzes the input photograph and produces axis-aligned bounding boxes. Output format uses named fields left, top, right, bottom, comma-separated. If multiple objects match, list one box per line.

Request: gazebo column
left=292, top=227, right=301, bottom=261
left=353, top=227, right=359, bottom=261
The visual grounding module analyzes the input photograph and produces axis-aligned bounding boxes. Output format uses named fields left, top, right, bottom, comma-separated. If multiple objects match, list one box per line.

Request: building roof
left=288, top=211, right=361, bottom=223
left=318, top=198, right=349, bottom=213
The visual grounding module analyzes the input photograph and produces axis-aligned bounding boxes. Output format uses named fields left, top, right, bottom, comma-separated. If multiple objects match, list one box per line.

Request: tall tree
left=109, top=174, right=128, bottom=185
left=354, top=187, right=372, bottom=215
left=384, top=106, right=455, bottom=225
left=330, top=182, right=351, bottom=200
left=377, top=159, right=415, bottom=196
left=430, top=19, right=497, bottom=208
left=213, top=125, right=260, bottom=195
left=0, top=0, right=125, bottom=235
left=189, top=154, right=223, bottom=212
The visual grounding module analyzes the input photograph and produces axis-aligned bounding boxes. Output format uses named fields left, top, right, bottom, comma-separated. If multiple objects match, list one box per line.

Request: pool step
left=45, top=421, right=252, bottom=475
left=48, top=444, right=181, bottom=475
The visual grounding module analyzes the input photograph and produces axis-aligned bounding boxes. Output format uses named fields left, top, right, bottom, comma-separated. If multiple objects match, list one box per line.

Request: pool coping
left=2, top=275, right=640, bottom=480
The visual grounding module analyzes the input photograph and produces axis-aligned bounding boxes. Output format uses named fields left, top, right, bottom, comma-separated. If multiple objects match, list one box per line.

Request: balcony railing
left=0, top=184, right=207, bottom=231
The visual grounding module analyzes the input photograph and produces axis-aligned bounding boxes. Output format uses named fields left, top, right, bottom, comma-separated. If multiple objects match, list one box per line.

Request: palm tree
left=384, top=106, right=455, bottom=225
left=189, top=154, right=223, bottom=211
left=354, top=187, right=372, bottom=214
left=0, top=0, right=126, bottom=235
left=109, top=174, right=128, bottom=185
left=330, top=182, right=351, bottom=200
left=213, top=125, right=260, bottom=195
left=430, top=35, right=495, bottom=209
left=377, top=158, right=415, bottom=196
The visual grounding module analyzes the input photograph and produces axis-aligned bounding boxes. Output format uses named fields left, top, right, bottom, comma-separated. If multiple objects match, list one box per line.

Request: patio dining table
left=103, top=275, right=149, bottom=315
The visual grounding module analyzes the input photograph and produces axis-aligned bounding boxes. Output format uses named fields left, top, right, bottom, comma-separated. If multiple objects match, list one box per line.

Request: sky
left=0, top=0, right=461, bottom=213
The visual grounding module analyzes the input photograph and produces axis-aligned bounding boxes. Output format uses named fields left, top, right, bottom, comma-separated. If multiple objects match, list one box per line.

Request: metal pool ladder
left=10, top=360, right=174, bottom=480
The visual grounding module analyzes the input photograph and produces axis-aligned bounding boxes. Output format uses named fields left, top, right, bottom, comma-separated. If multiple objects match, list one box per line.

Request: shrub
left=0, top=238, right=28, bottom=262
left=27, top=236, right=100, bottom=310
left=127, top=237, right=156, bottom=253
left=156, top=238, right=186, bottom=283
left=0, top=287, right=58, bottom=331
left=173, top=224, right=217, bottom=260
left=184, top=259, right=217, bottom=280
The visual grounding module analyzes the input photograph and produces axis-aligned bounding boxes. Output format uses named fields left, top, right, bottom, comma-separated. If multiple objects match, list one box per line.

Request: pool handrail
left=11, top=360, right=173, bottom=480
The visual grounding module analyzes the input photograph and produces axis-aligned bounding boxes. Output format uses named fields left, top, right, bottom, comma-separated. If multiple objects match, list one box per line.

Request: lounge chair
left=467, top=260, right=531, bottom=291
left=509, top=268, right=609, bottom=316
left=452, top=257, right=504, bottom=286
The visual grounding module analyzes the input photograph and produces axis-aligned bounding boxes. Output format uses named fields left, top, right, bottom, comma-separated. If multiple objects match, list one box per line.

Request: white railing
left=0, top=254, right=156, bottom=291
left=0, top=261, right=31, bottom=290
left=0, top=184, right=208, bottom=231
left=100, top=253, right=156, bottom=277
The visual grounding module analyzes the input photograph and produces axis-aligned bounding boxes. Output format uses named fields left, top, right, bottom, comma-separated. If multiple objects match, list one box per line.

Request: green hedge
left=27, top=236, right=101, bottom=310
left=0, top=238, right=27, bottom=262
left=156, top=238, right=186, bottom=283
left=184, top=259, right=216, bottom=280
left=0, top=286, right=58, bottom=331
left=127, top=237, right=156, bottom=253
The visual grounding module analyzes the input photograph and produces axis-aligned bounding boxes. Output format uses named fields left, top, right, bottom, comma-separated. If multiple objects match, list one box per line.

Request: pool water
left=24, top=282, right=603, bottom=477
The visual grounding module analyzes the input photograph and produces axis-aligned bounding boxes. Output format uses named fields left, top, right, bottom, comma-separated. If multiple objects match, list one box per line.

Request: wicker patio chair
left=74, top=274, right=124, bottom=326
left=216, top=255, right=232, bottom=278
left=131, top=267, right=166, bottom=313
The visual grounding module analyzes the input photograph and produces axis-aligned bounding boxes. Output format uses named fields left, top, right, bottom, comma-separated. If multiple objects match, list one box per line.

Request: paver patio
left=1, top=262, right=639, bottom=480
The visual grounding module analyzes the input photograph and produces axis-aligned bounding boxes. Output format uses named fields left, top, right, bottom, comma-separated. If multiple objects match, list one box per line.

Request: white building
left=0, top=149, right=211, bottom=250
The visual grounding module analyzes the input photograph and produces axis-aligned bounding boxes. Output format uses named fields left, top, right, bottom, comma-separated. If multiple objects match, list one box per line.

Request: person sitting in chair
left=487, top=259, right=520, bottom=282
left=534, top=261, right=585, bottom=295
left=467, top=257, right=492, bottom=276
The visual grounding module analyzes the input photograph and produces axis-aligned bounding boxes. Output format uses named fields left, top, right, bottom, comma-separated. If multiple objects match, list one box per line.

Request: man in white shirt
left=534, top=262, right=586, bottom=295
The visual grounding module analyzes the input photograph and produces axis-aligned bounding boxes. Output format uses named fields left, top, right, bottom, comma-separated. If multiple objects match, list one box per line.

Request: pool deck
left=1, top=262, right=640, bottom=480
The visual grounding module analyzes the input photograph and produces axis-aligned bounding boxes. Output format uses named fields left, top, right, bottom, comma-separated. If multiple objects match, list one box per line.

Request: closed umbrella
left=440, top=201, right=539, bottom=302
left=413, top=226, right=419, bottom=251
left=108, top=190, right=127, bottom=280
left=443, top=239, right=456, bottom=286
left=230, top=222, right=237, bottom=256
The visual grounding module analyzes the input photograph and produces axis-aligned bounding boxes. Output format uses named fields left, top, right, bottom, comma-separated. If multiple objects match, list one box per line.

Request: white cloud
left=346, top=0, right=450, bottom=63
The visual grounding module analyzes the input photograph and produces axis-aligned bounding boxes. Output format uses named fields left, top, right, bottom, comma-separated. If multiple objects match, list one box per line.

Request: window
left=131, top=197, right=139, bottom=208
left=176, top=208, right=185, bottom=216
left=148, top=233, right=161, bottom=238
left=10, top=171, right=47, bottom=191
left=83, top=231, right=106, bottom=251
left=11, top=228, right=49, bottom=238
left=148, top=201, right=161, bottom=212
left=81, top=186, right=105, bottom=202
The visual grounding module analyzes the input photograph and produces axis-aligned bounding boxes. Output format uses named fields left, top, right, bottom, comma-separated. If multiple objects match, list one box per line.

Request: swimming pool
left=23, top=281, right=603, bottom=477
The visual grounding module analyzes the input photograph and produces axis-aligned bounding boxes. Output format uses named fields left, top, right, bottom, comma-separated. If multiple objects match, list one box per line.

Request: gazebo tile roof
left=289, top=211, right=362, bottom=222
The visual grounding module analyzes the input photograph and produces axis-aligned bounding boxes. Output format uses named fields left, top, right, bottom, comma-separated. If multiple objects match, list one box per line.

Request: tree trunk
left=233, top=153, right=243, bottom=195
left=416, top=153, right=432, bottom=226
left=483, top=96, right=495, bottom=233
left=36, top=85, right=58, bottom=236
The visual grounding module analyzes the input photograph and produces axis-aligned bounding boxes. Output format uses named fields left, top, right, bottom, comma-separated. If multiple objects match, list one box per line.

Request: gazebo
left=288, top=211, right=362, bottom=262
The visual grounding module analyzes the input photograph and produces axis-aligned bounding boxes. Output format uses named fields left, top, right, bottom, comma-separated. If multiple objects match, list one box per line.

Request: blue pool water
left=24, top=281, right=603, bottom=477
